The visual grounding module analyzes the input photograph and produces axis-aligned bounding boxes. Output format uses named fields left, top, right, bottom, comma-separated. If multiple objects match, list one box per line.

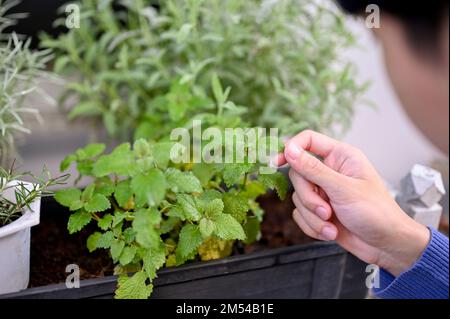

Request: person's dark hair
left=336, top=0, right=449, bottom=55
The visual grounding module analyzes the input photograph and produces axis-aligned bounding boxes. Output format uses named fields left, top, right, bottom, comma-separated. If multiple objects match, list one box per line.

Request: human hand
left=278, top=130, right=430, bottom=276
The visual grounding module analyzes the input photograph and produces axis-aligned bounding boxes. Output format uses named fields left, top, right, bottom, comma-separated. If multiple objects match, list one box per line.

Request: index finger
left=285, top=130, right=340, bottom=158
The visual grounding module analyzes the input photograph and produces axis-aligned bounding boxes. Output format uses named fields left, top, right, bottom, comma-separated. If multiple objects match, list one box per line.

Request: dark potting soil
left=29, top=192, right=313, bottom=287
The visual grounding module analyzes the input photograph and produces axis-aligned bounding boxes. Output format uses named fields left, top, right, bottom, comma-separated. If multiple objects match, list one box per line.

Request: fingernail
left=316, top=206, right=328, bottom=220
left=321, top=226, right=337, bottom=240
left=286, top=144, right=302, bottom=160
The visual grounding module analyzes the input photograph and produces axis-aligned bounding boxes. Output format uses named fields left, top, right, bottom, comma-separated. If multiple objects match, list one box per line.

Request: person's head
left=337, top=1, right=449, bottom=154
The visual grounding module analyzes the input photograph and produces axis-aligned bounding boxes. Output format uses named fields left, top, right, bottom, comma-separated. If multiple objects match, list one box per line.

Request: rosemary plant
left=0, top=163, right=69, bottom=226
left=0, top=0, right=53, bottom=166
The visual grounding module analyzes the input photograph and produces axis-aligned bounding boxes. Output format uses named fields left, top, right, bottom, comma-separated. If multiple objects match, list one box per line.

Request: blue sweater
left=373, top=228, right=449, bottom=299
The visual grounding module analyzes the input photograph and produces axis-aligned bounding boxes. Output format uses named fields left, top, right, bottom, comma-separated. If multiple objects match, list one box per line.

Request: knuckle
left=302, top=153, right=322, bottom=173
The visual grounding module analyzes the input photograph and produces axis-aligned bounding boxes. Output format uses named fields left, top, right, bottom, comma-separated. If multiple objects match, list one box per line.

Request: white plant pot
left=0, top=180, right=40, bottom=295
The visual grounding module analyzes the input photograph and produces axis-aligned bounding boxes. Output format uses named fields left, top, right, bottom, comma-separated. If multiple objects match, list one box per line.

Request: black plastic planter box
left=3, top=241, right=350, bottom=299
left=0, top=197, right=368, bottom=299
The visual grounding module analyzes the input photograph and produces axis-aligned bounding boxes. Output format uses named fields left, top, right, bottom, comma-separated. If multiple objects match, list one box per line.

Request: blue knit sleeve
left=373, top=228, right=449, bottom=299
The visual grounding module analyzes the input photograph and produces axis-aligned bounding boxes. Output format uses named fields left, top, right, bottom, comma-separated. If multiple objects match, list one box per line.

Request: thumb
left=284, top=142, right=344, bottom=191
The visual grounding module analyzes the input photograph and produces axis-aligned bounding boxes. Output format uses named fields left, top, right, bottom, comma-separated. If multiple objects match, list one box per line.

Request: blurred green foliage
left=42, top=0, right=367, bottom=141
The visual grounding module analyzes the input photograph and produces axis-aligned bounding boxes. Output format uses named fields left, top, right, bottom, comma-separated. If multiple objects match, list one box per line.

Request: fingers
left=284, top=130, right=350, bottom=190
left=277, top=130, right=338, bottom=168
left=292, top=205, right=338, bottom=241
left=289, top=169, right=332, bottom=220
left=286, top=130, right=339, bottom=158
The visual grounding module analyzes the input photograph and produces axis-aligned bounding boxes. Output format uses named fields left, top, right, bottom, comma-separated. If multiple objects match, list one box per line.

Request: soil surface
left=29, top=192, right=312, bottom=287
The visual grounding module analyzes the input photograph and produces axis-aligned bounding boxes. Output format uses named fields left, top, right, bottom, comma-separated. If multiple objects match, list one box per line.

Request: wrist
left=379, top=216, right=431, bottom=277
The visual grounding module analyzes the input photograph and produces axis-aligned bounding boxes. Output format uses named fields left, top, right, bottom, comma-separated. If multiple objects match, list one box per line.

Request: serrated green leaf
left=110, top=239, right=125, bottom=261
left=258, top=172, right=288, bottom=200
left=115, top=271, right=153, bottom=299
left=151, top=142, right=174, bottom=170
left=69, top=200, right=84, bottom=211
left=96, top=231, right=114, bottom=249
left=199, top=218, right=215, bottom=238
left=119, top=246, right=137, bottom=266
left=176, top=194, right=201, bottom=221
left=131, top=169, right=167, bottom=207
left=113, top=211, right=127, bottom=227
left=92, top=143, right=136, bottom=177
left=132, top=209, right=161, bottom=249
left=192, top=163, right=219, bottom=186
left=68, top=211, right=92, bottom=234
left=84, top=193, right=111, bottom=213
left=55, top=188, right=81, bottom=208
left=176, top=224, right=203, bottom=263
left=81, top=184, right=95, bottom=202
left=95, top=177, right=115, bottom=196
left=98, top=214, right=113, bottom=230
left=60, top=154, right=76, bottom=171
left=87, top=232, right=102, bottom=252
left=83, top=143, right=106, bottom=158
left=222, top=163, right=253, bottom=187
left=165, top=168, right=202, bottom=193
left=223, top=192, right=249, bottom=223
left=204, top=198, right=224, bottom=218
left=214, top=213, right=246, bottom=240
left=114, top=180, right=133, bottom=208
left=133, top=139, right=151, bottom=158
left=142, top=246, right=166, bottom=279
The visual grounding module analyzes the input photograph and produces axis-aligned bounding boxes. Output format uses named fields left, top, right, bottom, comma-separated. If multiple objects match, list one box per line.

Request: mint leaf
left=81, top=184, right=95, bottom=202
left=68, top=211, right=92, bottom=234
left=176, top=224, right=203, bottom=263
left=85, top=194, right=111, bottom=213
left=83, top=143, right=106, bottom=158
left=92, top=143, right=136, bottom=177
left=192, top=163, right=218, bottom=186
left=55, top=188, right=81, bottom=208
left=176, top=194, right=201, bottom=221
left=110, top=239, right=125, bottom=261
left=115, top=271, right=153, bottom=299
left=222, top=163, right=253, bottom=187
left=142, top=246, right=166, bottom=279
left=258, top=172, right=288, bottom=199
left=132, top=209, right=161, bottom=249
left=214, top=213, right=246, bottom=240
left=114, top=180, right=133, bottom=208
left=199, top=218, right=215, bottom=238
left=151, top=142, right=174, bottom=170
left=165, top=168, right=202, bottom=193
left=204, top=198, right=224, bottom=218
left=119, top=246, right=137, bottom=266
left=60, top=154, right=76, bottom=171
left=223, top=192, right=249, bottom=224
left=133, top=139, right=151, bottom=158
left=87, top=232, right=102, bottom=252
left=98, top=214, right=113, bottom=230
left=196, top=190, right=222, bottom=211
left=96, top=231, right=114, bottom=249
left=131, top=169, right=167, bottom=207
left=95, top=177, right=115, bottom=196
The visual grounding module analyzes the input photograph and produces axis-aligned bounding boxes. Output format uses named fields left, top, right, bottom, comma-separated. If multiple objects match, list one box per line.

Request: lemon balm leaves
left=131, top=169, right=167, bottom=208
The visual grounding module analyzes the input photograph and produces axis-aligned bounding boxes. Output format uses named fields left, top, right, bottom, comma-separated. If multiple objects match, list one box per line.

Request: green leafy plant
left=0, top=0, right=53, bottom=166
left=55, top=139, right=287, bottom=299
left=0, top=162, right=69, bottom=226
left=55, top=76, right=287, bottom=299
left=43, top=0, right=366, bottom=140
